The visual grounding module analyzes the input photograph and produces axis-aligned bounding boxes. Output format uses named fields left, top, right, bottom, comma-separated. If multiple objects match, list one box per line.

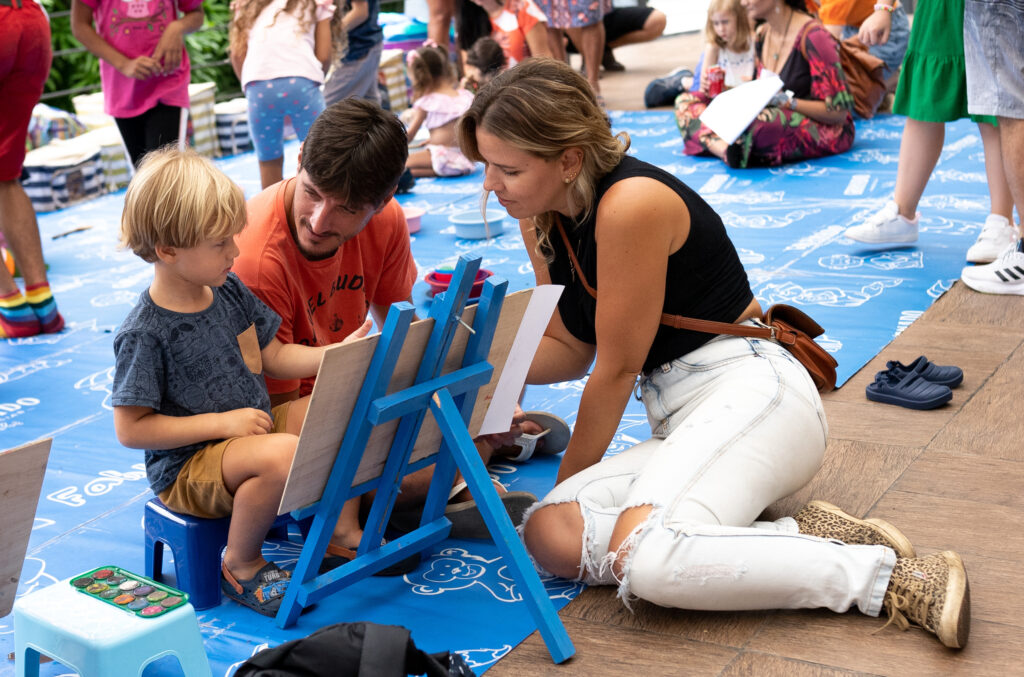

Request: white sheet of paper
left=478, top=284, right=563, bottom=435
left=698, top=75, right=783, bottom=145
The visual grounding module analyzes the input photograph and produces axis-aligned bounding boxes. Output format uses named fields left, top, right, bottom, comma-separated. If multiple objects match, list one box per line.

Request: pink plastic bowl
left=403, top=206, right=425, bottom=234
left=424, top=268, right=493, bottom=298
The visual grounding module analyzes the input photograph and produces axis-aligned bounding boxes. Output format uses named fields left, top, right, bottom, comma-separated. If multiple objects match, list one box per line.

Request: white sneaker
left=960, top=240, right=1024, bottom=295
left=845, top=200, right=920, bottom=244
left=965, top=214, right=1018, bottom=263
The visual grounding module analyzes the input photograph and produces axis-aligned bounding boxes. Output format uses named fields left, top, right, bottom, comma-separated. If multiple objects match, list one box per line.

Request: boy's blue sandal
left=221, top=561, right=291, bottom=617
left=885, top=356, right=964, bottom=388
left=866, top=371, right=953, bottom=410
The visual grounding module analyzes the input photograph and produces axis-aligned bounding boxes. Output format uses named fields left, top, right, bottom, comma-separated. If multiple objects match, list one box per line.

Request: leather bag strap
left=552, top=219, right=790, bottom=343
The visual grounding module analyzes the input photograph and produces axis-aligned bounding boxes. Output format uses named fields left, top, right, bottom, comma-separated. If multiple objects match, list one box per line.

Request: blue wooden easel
left=275, top=255, right=574, bottom=664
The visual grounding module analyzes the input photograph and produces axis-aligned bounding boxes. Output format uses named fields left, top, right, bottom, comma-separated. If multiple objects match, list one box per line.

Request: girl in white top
left=700, top=0, right=755, bottom=92
left=230, top=0, right=342, bottom=188
left=405, top=44, right=476, bottom=178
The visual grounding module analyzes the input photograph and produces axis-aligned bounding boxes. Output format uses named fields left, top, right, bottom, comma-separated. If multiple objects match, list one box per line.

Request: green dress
left=893, top=0, right=996, bottom=124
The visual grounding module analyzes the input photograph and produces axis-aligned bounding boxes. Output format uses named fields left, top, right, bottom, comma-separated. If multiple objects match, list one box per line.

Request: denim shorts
left=964, top=0, right=1024, bottom=118
left=842, top=5, right=910, bottom=79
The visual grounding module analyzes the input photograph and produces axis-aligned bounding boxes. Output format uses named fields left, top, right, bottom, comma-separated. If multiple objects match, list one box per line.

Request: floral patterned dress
left=533, top=0, right=612, bottom=30
left=675, top=21, right=855, bottom=168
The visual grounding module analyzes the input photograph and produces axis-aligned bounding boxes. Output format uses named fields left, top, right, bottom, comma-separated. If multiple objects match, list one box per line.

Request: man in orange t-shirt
left=235, top=98, right=417, bottom=404
left=235, top=98, right=539, bottom=535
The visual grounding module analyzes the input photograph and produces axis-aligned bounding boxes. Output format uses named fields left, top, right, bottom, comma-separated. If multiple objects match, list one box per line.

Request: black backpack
left=234, top=622, right=477, bottom=677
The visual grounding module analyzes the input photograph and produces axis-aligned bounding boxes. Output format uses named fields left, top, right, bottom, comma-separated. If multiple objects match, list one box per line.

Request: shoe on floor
left=845, top=200, right=919, bottom=244
left=885, top=356, right=963, bottom=388
left=318, top=540, right=422, bottom=576
left=965, top=214, right=1018, bottom=263
left=602, top=46, right=625, bottom=72
left=960, top=239, right=1024, bottom=295
left=389, top=479, right=538, bottom=539
left=396, top=168, right=416, bottom=195
left=221, top=561, right=291, bottom=617
left=865, top=371, right=952, bottom=410
left=881, top=551, right=970, bottom=649
left=793, top=500, right=916, bottom=558
left=498, top=410, right=571, bottom=462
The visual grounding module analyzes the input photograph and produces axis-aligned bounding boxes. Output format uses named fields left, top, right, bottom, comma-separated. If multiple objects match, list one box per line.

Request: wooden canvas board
left=279, top=289, right=532, bottom=514
left=0, top=438, right=52, bottom=617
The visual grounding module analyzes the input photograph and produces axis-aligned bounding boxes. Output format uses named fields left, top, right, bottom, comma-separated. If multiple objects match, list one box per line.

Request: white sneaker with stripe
left=960, top=240, right=1024, bottom=295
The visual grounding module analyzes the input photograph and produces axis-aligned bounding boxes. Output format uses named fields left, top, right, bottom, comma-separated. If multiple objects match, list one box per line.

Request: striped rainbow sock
left=0, top=288, right=41, bottom=338
left=25, top=282, right=64, bottom=334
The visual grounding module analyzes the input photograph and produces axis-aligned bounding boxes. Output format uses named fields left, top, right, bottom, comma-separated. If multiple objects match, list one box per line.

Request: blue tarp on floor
left=0, top=111, right=991, bottom=675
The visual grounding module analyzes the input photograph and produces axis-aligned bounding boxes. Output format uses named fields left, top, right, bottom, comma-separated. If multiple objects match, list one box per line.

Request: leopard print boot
left=881, top=551, right=971, bottom=649
left=793, top=500, right=916, bottom=558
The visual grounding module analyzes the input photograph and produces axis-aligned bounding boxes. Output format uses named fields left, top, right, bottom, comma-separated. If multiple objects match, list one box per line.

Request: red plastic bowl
left=424, top=268, right=492, bottom=298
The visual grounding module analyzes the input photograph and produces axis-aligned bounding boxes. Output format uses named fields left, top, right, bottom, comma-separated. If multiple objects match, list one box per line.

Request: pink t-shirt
left=79, top=0, right=203, bottom=118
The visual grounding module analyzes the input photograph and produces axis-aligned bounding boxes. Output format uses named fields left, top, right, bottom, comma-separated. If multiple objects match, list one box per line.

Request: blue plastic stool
left=13, top=579, right=211, bottom=677
left=145, top=498, right=310, bottom=611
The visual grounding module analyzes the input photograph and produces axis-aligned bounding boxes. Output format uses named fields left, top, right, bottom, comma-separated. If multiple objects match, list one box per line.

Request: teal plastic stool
left=13, top=579, right=211, bottom=677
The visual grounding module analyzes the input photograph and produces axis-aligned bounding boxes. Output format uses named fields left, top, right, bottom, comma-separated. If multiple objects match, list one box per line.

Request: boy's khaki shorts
left=158, top=402, right=294, bottom=519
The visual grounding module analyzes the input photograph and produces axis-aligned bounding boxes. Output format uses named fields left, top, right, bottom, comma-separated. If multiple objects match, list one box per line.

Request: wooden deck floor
left=491, top=32, right=1024, bottom=676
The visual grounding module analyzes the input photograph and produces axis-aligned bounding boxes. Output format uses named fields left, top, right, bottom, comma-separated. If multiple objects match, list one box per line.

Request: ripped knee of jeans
left=599, top=504, right=662, bottom=610
left=519, top=498, right=592, bottom=582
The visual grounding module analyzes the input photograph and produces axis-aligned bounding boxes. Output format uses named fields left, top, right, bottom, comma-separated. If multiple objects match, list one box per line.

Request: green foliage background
left=42, top=0, right=239, bottom=112
left=42, top=0, right=406, bottom=113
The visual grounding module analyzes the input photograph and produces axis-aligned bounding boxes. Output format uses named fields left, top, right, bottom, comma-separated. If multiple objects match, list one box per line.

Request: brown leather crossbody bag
left=554, top=219, right=837, bottom=392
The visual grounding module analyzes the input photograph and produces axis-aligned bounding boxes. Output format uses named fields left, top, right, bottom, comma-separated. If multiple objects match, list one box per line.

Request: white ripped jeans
left=525, top=328, right=894, bottom=616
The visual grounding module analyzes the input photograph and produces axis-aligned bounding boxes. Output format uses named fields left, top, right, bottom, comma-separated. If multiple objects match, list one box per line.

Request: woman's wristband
left=873, top=3, right=894, bottom=12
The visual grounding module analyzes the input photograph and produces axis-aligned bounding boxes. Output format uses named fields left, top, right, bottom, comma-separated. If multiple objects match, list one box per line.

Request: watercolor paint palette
left=69, top=566, right=189, bottom=618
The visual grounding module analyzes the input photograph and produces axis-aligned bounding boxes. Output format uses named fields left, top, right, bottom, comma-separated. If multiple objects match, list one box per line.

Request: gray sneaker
left=845, top=200, right=919, bottom=244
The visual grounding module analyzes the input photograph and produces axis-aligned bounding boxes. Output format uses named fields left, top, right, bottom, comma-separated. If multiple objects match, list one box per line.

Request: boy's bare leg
left=258, top=158, right=284, bottom=190
left=221, top=433, right=299, bottom=581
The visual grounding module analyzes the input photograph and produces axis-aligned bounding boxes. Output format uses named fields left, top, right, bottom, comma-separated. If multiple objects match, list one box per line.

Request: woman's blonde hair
left=455, top=58, right=629, bottom=259
left=120, top=147, right=246, bottom=263
left=705, top=0, right=752, bottom=53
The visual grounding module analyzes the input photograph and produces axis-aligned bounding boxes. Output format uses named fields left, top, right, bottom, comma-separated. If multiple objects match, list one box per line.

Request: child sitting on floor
left=461, top=36, right=508, bottom=93
left=111, top=147, right=376, bottom=617
left=404, top=44, right=476, bottom=178
left=698, top=0, right=755, bottom=93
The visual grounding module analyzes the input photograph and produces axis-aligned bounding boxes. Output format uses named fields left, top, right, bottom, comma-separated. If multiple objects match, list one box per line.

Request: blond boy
left=111, top=147, right=389, bottom=617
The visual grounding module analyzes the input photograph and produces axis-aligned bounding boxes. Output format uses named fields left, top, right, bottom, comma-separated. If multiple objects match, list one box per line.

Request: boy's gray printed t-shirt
left=112, top=273, right=282, bottom=494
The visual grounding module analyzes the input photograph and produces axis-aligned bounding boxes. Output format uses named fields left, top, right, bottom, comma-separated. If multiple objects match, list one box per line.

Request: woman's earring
left=564, top=176, right=572, bottom=184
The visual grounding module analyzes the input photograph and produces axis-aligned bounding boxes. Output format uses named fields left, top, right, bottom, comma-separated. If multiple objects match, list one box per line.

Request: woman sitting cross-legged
left=675, top=0, right=855, bottom=168
left=456, top=57, right=969, bottom=649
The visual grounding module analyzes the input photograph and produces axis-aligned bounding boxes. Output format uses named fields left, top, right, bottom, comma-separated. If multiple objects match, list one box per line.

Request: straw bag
left=555, top=220, right=838, bottom=392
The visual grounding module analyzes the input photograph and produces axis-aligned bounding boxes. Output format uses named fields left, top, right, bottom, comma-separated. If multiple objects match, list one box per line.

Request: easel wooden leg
left=430, top=388, right=576, bottom=664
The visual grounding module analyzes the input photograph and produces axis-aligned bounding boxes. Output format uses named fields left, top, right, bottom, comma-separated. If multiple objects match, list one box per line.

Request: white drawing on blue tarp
left=736, top=248, right=765, bottom=265
left=13, top=557, right=60, bottom=606
left=75, top=366, right=116, bottom=410
left=46, top=463, right=147, bottom=507
left=407, top=547, right=519, bottom=601
left=818, top=251, right=924, bottom=271
left=705, top=190, right=784, bottom=205
left=455, top=645, right=512, bottom=670
left=91, top=290, right=139, bottom=307
left=655, top=136, right=684, bottom=148
left=919, top=194, right=989, bottom=214
left=933, top=169, right=986, bottom=184
left=817, top=334, right=842, bottom=353
left=788, top=225, right=847, bottom=251
left=928, top=279, right=955, bottom=298
left=262, top=539, right=305, bottom=569
left=755, top=279, right=901, bottom=307
left=0, top=396, right=41, bottom=434
left=33, top=517, right=55, bottom=530
left=602, top=431, right=647, bottom=459
left=894, top=310, right=925, bottom=337
left=516, top=262, right=535, bottom=276
left=721, top=208, right=818, bottom=230
left=767, top=162, right=828, bottom=178
left=856, top=127, right=902, bottom=141
left=940, top=134, right=977, bottom=159
left=849, top=148, right=899, bottom=165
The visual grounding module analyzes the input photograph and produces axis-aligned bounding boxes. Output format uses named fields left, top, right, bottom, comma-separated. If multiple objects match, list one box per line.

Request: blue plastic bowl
left=448, top=209, right=506, bottom=239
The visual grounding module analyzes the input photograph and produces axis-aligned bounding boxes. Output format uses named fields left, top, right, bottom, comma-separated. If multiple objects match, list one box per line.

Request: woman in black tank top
left=454, top=58, right=969, bottom=649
